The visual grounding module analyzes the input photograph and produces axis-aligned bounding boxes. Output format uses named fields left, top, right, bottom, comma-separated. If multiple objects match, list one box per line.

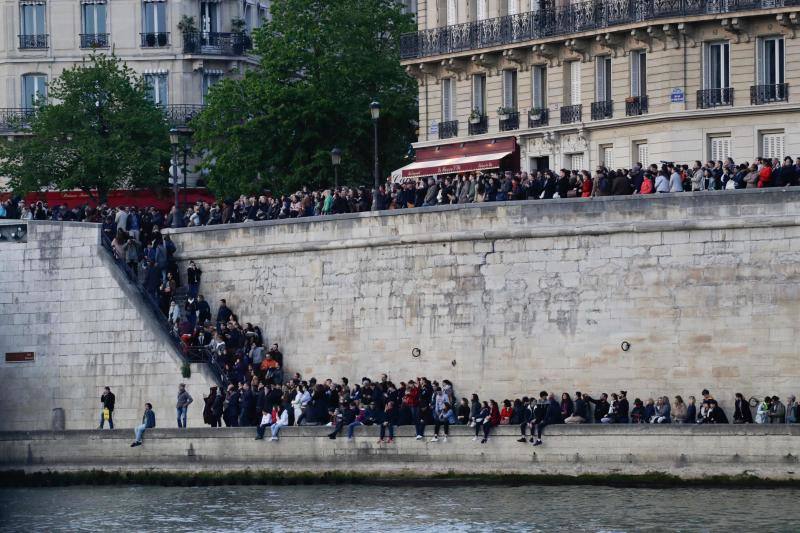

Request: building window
left=635, top=142, right=648, bottom=166
left=568, top=61, right=581, bottom=105
left=568, top=153, right=584, bottom=171
left=600, top=145, right=614, bottom=168
left=144, top=73, right=168, bottom=105
left=762, top=131, right=785, bottom=160
left=757, top=36, right=784, bottom=86
left=709, top=135, right=731, bottom=162
left=446, top=0, right=457, bottom=25
left=476, top=0, right=487, bottom=20
left=22, top=74, right=47, bottom=108
left=142, top=0, right=167, bottom=46
left=596, top=56, right=611, bottom=102
left=200, top=2, right=219, bottom=33
left=202, top=72, right=221, bottom=103
left=258, top=2, right=271, bottom=24
left=442, top=78, right=455, bottom=122
left=532, top=65, right=546, bottom=109
left=244, top=2, right=255, bottom=32
left=82, top=2, right=107, bottom=35
left=704, top=42, right=730, bottom=89
left=630, top=50, right=646, bottom=96
left=20, top=3, right=46, bottom=36
left=502, top=69, right=518, bottom=110
left=472, top=74, right=486, bottom=115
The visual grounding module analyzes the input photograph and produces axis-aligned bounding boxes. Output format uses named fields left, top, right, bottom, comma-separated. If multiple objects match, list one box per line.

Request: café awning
left=394, top=150, right=513, bottom=181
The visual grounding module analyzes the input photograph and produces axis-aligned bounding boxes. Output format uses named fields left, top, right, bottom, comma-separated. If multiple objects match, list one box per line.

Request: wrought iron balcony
left=560, top=104, right=582, bottom=124
left=161, top=104, right=206, bottom=127
left=18, top=34, right=48, bottom=49
left=625, top=95, right=648, bottom=116
left=400, top=0, right=778, bottom=60
left=182, top=32, right=253, bottom=56
left=750, top=83, right=789, bottom=105
left=697, top=87, right=734, bottom=108
left=0, top=108, right=36, bottom=132
left=80, top=33, right=110, bottom=49
left=140, top=32, right=170, bottom=48
left=591, top=100, right=613, bottom=120
left=468, top=115, right=488, bottom=135
left=499, top=111, right=520, bottom=131
left=438, top=119, right=459, bottom=139
left=528, top=108, right=549, bottom=127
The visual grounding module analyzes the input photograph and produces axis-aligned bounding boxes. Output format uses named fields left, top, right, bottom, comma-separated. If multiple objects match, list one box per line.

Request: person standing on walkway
left=186, top=261, right=202, bottom=299
left=131, top=403, right=156, bottom=447
left=99, top=386, right=115, bottom=429
left=176, top=383, right=193, bottom=428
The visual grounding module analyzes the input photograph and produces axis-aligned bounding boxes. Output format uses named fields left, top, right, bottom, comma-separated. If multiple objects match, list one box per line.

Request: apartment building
left=0, top=0, right=269, bottom=129
left=398, top=0, right=800, bottom=178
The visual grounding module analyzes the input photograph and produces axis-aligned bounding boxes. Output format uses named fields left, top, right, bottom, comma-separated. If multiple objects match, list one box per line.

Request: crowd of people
left=2, top=156, right=797, bottom=226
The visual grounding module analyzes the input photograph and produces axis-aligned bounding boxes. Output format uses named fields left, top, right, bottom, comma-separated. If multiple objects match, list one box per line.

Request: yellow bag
left=103, top=408, right=110, bottom=421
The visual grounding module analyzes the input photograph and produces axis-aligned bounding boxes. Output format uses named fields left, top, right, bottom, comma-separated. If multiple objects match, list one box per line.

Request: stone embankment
left=2, top=426, right=798, bottom=484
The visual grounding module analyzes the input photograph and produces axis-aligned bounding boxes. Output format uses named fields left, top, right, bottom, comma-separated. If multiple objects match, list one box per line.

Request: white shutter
left=637, top=143, right=649, bottom=166
left=762, top=133, right=785, bottom=160
left=477, top=0, right=487, bottom=20
left=508, top=0, right=518, bottom=15
left=532, top=66, right=545, bottom=109
left=570, top=153, right=584, bottom=170
left=602, top=146, right=614, bottom=168
left=447, top=0, right=457, bottom=25
left=710, top=136, right=731, bottom=161
left=570, top=61, right=581, bottom=105
left=756, top=38, right=766, bottom=86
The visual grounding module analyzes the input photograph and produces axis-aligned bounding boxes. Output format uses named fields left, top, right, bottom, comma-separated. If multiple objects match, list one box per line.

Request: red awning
left=396, top=150, right=512, bottom=180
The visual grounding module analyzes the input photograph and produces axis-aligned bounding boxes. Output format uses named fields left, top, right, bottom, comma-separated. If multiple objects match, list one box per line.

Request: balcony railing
left=182, top=32, right=253, bottom=56
left=141, top=32, right=170, bottom=48
left=468, top=115, right=488, bottom=135
left=161, top=104, right=206, bottom=127
left=0, top=108, right=36, bottom=132
left=438, top=119, right=459, bottom=139
left=750, top=83, right=789, bottom=105
left=625, top=95, right=649, bottom=116
left=560, top=104, right=582, bottom=124
left=400, top=0, right=785, bottom=59
left=591, top=100, right=614, bottom=120
left=499, top=111, right=520, bottom=131
left=697, top=87, right=734, bottom=108
left=19, top=34, right=48, bottom=49
left=528, top=108, right=549, bottom=127
left=80, top=33, right=110, bottom=49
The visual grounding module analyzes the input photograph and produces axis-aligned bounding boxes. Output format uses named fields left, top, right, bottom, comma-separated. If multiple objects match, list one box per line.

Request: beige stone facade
left=0, top=0, right=267, bottom=112
left=402, top=1, right=800, bottom=172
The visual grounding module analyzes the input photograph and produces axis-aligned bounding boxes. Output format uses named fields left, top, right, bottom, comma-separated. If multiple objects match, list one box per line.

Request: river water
left=1, top=484, right=798, bottom=532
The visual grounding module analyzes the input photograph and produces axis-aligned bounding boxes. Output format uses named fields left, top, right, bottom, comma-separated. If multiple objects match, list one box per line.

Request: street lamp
left=169, top=128, right=180, bottom=228
left=330, top=147, right=342, bottom=189
left=182, top=133, right=193, bottom=208
left=369, top=100, right=380, bottom=211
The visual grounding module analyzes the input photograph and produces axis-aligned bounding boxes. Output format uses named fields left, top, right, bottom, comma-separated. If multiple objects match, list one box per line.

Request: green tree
left=193, top=0, right=417, bottom=197
left=0, top=53, right=170, bottom=204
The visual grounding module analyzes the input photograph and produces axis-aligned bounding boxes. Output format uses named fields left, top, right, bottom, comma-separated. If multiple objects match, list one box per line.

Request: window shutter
left=602, top=146, right=614, bottom=168
left=477, top=0, right=487, bottom=20
left=637, top=143, right=649, bottom=166
left=570, top=61, right=581, bottom=105
left=570, top=153, right=584, bottom=171
left=447, top=0, right=456, bottom=25
left=508, top=0, right=518, bottom=15
left=763, top=133, right=785, bottom=160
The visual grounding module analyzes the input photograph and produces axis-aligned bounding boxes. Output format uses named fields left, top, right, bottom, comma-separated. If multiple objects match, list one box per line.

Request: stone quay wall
left=0, top=221, right=217, bottom=431
left=167, top=189, right=800, bottom=412
left=2, top=426, right=799, bottom=481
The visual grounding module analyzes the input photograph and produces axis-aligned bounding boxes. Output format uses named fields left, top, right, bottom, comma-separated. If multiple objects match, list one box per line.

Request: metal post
left=372, top=119, right=379, bottom=211
left=171, top=143, right=180, bottom=228
left=334, top=164, right=339, bottom=190
left=182, top=145, right=189, bottom=208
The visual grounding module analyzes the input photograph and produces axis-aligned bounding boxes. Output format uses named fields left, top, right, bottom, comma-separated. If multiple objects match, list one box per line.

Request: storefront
left=394, top=138, right=519, bottom=182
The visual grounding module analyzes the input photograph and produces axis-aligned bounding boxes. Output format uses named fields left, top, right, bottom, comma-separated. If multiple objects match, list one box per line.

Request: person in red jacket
left=477, top=400, right=501, bottom=444
left=758, top=159, right=772, bottom=188
left=403, top=380, right=420, bottom=435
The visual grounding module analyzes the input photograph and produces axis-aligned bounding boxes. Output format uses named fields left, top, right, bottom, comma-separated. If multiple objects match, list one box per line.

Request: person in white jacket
left=270, top=406, right=289, bottom=441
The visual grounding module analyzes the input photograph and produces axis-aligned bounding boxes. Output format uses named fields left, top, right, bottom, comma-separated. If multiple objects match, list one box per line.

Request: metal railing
left=0, top=108, right=36, bottom=132
left=750, top=83, right=789, bottom=104
left=182, top=32, right=253, bottom=56
left=528, top=108, right=549, bottom=127
left=100, top=234, right=227, bottom=387
left=561, top=104, right=582, bottom=124
left=697, top=87, right=734, bottom=108
left=625, top=95, right=649, bottom=116
left=141, top=32, right=170, bottom=48
left=19, top=34, right=48, bottom=49
left=468, top=115, right=488, bottom=135
left=438, top=119, right=459, bottom=139
left=161, top=104, right=206, bottom=127
left=80, top=33, right=110, bottom=49
left=591, top=100, right=614, bottom=120
left=499, top=111, right=520, bottom=131
left=400, top=0, right=788, bottom=59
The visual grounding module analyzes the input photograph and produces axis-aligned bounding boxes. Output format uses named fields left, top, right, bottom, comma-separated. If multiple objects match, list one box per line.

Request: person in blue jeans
left=99, top=386, right=115, bottom=430
left=377, top=402, right=398, bottom=443
left=176, top=383, right=193, bottom=428
left=131, top=403, right=156, bottom=447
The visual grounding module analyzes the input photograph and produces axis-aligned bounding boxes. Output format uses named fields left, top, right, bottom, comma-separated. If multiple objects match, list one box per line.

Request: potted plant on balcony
left=497, top=106, right=514, bottom=121
left=178, top=15, right=198, bottom=53
left=469, top=108, right=482, bottom=124
left=529, top=108, right=544, bottom=121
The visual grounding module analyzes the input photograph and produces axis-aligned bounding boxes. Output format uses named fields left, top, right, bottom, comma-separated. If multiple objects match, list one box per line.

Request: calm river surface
left=1, top=484, right=798, bottom=532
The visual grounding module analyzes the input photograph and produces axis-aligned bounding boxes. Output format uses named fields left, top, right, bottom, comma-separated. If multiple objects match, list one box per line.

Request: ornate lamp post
left=369, top=100, right=380, bottom=211
left=330, top=147, right=342, bottom=190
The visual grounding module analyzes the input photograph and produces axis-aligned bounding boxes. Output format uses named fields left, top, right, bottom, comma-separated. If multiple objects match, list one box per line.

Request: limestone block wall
left=0, top=221, right=217, bottom=431
left=168, top=189, right=800, bottom=413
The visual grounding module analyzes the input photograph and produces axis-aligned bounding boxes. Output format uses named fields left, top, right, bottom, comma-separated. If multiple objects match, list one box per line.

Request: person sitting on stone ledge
left=430, top=402, right=455, bottom=443
left=564, top=392, right=588, bottom=424
left=649, top=396, right=671, bottom=424
left=733, top=393, right=753, bottom=424
left=630, top=398, right=646, bottom=423
left=517, top=397, right=535, bottom=440
left=255, top=408, right=273, bottom=440
left=130, top=403, right=156, bottom=447
left=701, top=399, right=729, bottom=424
left=532, top=393, right=562, bottom=447
left=601, top=393, right=620, bottom=424
left=686, top=396, right=697, bottom=423
left=269, top=405, right=289, bottom=441
left=643, top=398, right=656, bottom=422
left=456, top=397, right=471, bottom=425
left=672, top=396, right=688, bottom=424
left=328, top=401, right=357, bottom=440
left=377, top=401, right=398, bottom=444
